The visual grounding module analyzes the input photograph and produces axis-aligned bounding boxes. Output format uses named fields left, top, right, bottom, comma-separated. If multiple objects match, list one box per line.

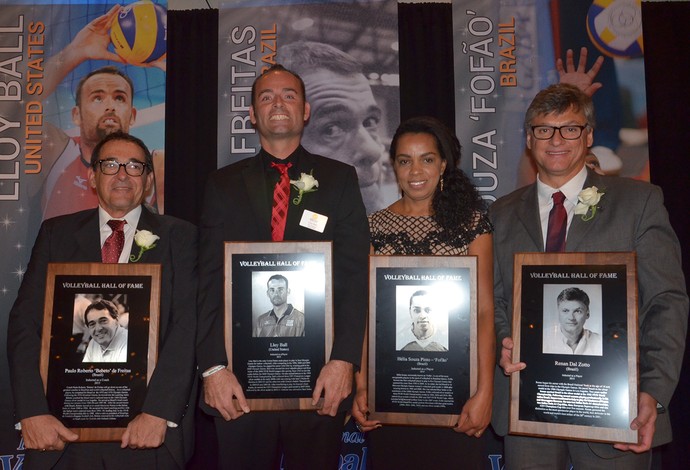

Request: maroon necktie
left=102, top=219, right=126, bottom=263
left=271, top=162, right=292, bottom=241
left=545, top=191, right=567, bottom=252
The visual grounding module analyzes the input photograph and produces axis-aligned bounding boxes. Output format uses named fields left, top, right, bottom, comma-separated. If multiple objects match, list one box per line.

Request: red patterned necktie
left=545, top=191, right=567, bottom=252
left=271, top=162, right=292, bottom=241
left=102, top=219, right=126, bottom=263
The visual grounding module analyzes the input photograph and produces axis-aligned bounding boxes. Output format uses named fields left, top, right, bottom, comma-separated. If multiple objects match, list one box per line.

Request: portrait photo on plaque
left=395, top=286, right=450, bottom=353
left=252, top=271, right=306, bottom=338
left=225, top=242, right=333, bottom=411
left=541, top=284, right=603, bottom=357
left=510, top=252, right=638, bottom=444
left=368, top=255, right=477, bottom=427
left=40, top=263, right=161, bottom=441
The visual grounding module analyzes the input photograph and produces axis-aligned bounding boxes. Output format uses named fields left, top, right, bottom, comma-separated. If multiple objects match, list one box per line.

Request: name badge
left=286, top=319, right=294, bottom=327
left=299, top=210, right=328, bottom=233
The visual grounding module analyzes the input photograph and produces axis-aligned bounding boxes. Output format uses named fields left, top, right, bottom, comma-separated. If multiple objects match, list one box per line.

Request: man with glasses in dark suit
left=8, top=132, right=197, bottom=469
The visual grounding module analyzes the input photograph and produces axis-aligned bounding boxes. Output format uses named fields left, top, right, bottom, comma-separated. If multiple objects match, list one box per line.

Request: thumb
left=631, top=408, right=653, bottom=430
left=58, top=425, right=79, bottom=442
left=120, top=428, right=130, bottom=448
left=312, top=382, right=324, bottom=406
left=237, top=396, right=250, bottom=414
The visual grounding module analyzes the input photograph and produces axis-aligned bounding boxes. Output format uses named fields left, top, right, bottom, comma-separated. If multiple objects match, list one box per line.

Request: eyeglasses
left=531, top=125, right=588, bottom=140
left=96, top=159, right=149, bottom=176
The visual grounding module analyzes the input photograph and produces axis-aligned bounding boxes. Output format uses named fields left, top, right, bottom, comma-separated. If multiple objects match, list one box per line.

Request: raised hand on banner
left=557, top=47, right=605, bottom=97
left=40, top=5, right=123, bottom=100
left=67, top=4, right=123, bottom=63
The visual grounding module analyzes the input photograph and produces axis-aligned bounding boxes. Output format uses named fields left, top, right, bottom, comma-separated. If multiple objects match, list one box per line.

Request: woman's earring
left=440, top=177, right=444, bottom=192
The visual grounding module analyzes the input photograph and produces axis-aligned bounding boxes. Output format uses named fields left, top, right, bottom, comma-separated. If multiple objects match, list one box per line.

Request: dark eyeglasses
left=96, top=159, right=149, bottom=176
left=531, top=125, right=589, bottom=140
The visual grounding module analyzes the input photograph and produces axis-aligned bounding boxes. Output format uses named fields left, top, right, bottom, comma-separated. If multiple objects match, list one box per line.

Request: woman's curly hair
left=389, top=116, right=485, bottom=236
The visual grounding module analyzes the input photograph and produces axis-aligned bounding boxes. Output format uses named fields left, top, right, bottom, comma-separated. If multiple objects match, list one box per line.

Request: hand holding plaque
left=203, top=368, right=250, bottom=420
left=613, top=391, right=657, bottom=453
left=19, top=414, right=79, bottom=452
left=312, top=359, right=353, bottom=416
left=120, top=412, right=167, bottom=449
left=498, top=337, right=526, bottom=376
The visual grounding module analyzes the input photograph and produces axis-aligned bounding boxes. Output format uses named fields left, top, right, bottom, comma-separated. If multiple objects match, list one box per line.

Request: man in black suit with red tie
left=8, top=132, right=197, bottom=469
left=196, top=64, right=369, bottom=469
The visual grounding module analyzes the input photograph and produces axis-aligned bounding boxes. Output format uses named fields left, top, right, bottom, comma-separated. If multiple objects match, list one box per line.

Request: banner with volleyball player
left=217, top=0, right=400, bottom=215
left=0, top=0, right=167, bottom=460
left=452, top=0, right=649, bottom=203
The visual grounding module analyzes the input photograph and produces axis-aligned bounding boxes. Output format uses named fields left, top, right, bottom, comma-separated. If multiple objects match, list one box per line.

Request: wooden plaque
left=368, top=255, right=477, bottom=426
left=509, top=252, right=638, bottom=444
left=224, top=241, right=333, bottom=411
left=40, top=262, right=161, bottom=442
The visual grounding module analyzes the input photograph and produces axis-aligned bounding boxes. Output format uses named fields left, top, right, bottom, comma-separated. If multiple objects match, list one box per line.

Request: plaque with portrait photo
left=225, top=242, right=333, bottom=411
left=40, top=263, right=161, bottom=442
left=368, top=255, right=477, bottom=427
left=509, top=252, right=638, bottom=444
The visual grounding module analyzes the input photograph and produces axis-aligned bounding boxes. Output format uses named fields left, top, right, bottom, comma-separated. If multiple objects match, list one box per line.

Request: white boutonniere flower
left=130, top=230, right=160, bottom=262
left=573, top=186, right=604, bottom=221
left=290, top=171, right=319, bottom=205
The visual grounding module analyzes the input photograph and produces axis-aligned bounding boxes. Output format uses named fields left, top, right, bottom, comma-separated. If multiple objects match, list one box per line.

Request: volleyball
left=110, top=1, right=167, bottom=65
left=586, top=0, right=643, bottom=59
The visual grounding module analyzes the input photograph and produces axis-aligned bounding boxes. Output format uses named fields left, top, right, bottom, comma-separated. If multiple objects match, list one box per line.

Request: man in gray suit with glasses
left=490, top=83, right=687, bottom=469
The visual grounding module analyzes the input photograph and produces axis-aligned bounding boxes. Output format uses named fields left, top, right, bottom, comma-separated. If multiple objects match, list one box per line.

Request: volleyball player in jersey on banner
left=36, top=5, right=166, bottom=221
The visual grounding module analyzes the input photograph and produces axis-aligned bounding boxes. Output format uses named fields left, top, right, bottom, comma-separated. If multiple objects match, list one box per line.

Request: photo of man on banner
left=30, top=3, right=167, bottom=222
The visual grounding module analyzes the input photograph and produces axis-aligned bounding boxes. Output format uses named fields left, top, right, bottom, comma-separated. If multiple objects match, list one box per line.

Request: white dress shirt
left=98, top=205, right=143, bottom=263
left=536, top=165, right=588, bottom=250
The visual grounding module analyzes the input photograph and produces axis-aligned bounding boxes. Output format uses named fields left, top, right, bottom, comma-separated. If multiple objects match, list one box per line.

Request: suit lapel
left=517, top=185, right=544, bottom=250
left=566, top=170, right=603, bottom=251
left=242, top=156, right=272, bottom=239
left=131, top=207, right=163, bottom=263
left=284, top=150, right=317, bottom=239
left=73, top=210, right=103, bottom=262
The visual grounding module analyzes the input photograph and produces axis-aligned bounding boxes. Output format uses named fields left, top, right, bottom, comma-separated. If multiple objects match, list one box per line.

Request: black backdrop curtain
left=642, top=3, right=690, bottom=469
left=166, top=3, right=690, bottom=469
left=165, top=8, right=218, bottom=225
left=397, top=3, right=456, bottom=127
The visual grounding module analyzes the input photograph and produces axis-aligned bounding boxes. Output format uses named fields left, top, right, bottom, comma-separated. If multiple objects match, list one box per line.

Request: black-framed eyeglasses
left=531, top=125, right=589, bottom=140
left=96, top=159, right=149, bottom=176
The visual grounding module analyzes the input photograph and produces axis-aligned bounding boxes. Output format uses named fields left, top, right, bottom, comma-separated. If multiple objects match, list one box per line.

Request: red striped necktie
left=271, top=162, right=292, bottom=241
